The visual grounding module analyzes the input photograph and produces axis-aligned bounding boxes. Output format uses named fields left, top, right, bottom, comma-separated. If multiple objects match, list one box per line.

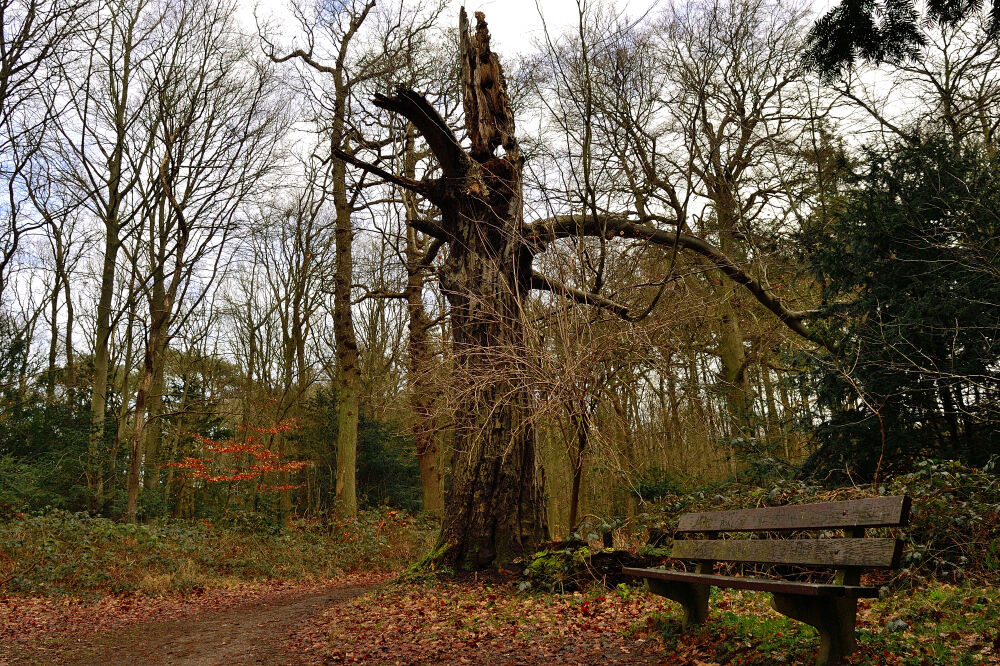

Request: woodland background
left=0, top=0, right=997, bottom=543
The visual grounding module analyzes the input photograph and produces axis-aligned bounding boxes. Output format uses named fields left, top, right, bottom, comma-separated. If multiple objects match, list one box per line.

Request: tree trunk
left=46, top=273, right=60, bottom=403
left=110, top=304, right=136, bottom=508
left=408, top=254, right=443, bottom=513
left=63, top=266, right=74, bottom=400
left=127, top=302, right=173, bottom=523
left=143, top=248, right=169, bottom=493
left=142, top=335, right=167, bottom=491
left=165, top=371, right=189, bottom=513
left=126, top=347, right=154, bottom=523
left=332, top=156, right=359, bottom=518
left=717, top=225, right=752, bottom=439
left=357, top=10, right=550, bottom=567
left=89, top=230, right=119, bottom=509
left=427, top=10, right=548, bottom=568
left=434, top=198, right=547, bottom=566
left=718, top=299, right=750, bottom=426
left=567, top=408, right=590, bottom=533
left=129, top=160, right=189, bottom=522
left=402, top=129, right=443, bottom=514
left=760, top=358, right=782, bottom=453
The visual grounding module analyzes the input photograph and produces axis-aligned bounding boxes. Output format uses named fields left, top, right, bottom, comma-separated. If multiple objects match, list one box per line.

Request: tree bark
left=361, top=10, right=549, bottom=567
left=90, top=229, right=119, bottom=508
left=46, top=270, right=60, bottom=402
left=63, top=261, right=74, bottom=398
left=110, top=281, right=137, bottom=507
left=407, top=229, right=443, bottom=514
left=142, top=333, right=167, bottom=490
left=429, top=11, right=548, bottom=567
left=716, top=206, right=753, bottom=440
left=142, top=233, right=168, bottom=494
left=127, top=250, right=175, bottom=522
left=567, top=407, right=590, bottom=532
left=402, top=129, right=444, bottom=514
left=332, top=154, right=359, bottom=518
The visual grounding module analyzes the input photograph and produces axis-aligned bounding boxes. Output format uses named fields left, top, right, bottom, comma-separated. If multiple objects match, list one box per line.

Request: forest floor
left=2, top=573, right=998, bottom=665
left=0, top=573, right=388, bottom=665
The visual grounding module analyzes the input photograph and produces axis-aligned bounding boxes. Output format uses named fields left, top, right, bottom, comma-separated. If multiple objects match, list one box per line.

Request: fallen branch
left=1, top=563, right=36, bottom=587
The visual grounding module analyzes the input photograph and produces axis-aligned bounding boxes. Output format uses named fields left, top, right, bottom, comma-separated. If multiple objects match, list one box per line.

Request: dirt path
left=7, top=583, right=374, bottom=666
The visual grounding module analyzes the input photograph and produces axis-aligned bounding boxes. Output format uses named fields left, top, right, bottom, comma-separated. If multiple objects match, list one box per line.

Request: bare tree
left=606, top=0, right=830, bottom=432
left=0, top=0, right=86, bottom=298
left=122, top=0, right=286, bottom=522
left=49, top=0, right=176, bottom=506
left=264, top=0, right=442, bottom=517
left=24, top=172, right=86, bottom=402
left=339, top=8, right=831, bottom=568
left=832, top=13, right=1000, bottom=153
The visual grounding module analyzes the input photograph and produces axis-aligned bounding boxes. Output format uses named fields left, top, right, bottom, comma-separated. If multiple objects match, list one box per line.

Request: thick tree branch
left=372, top=89, right=470, bottom=178
left=352, top=284, right=407, bottom=304
left=331, top=148, right=451, bottom=213
left=331, top=147, right=418, bottom=191
left=268, top=47, right=338, bottom=75
left=407, top=217, right=452, bottom=243
left=524, top=214, right=631, bottom=240
left=419, top=237, right=446, bottom=268
left=527, top=214, right=826, bottom=347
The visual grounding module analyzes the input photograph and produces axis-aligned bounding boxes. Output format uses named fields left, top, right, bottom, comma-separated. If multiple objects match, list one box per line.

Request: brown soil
left=10, top=584, right=374, bottom=666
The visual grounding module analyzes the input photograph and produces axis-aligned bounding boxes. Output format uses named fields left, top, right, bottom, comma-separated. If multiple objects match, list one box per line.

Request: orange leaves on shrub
left=258, top=483, right=307, bottom=493
left=167, top=419, right=309, bottom=490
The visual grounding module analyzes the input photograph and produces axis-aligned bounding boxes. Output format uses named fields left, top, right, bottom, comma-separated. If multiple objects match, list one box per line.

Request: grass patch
left=642, top=584, right=1000, bottom=664
left=854, top=584, right=1000, bottom=665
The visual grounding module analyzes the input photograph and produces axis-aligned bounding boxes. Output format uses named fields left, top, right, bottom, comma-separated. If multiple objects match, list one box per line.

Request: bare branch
left=528, top=214, right=827, bottom=347
left=418, top=237, right=446, bottom=269
left=407, top=217, right=451, bottom=243
left=330, top=147, right=447, bottom=210
left=530, top=270, right=631, bottom=319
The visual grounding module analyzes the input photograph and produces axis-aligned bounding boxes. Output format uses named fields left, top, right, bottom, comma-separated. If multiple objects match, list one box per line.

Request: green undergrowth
left=645, top=582, right=1000, bottom=664
left=0, top=507, right=437, bottom=597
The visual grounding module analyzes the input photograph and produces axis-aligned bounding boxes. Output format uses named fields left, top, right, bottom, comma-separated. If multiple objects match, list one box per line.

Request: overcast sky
left=448, top=0, right=651, bottom=53
left=247, top=0, right=659, bottom=56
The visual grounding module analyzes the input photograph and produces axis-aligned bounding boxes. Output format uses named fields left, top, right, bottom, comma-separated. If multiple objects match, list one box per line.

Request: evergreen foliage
left=0, top=320, right=92, bottom=515
left=296, top=388, right=422, bottom=514
left=807, top=0, right=999, bottom=75
left=800, top=135, right=1000, bottom=479
left=0, top=365, right=421, bottom=518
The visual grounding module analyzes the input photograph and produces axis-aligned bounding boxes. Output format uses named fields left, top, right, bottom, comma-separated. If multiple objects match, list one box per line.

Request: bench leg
left=771, top=593, right=857, bottom=666
left=646, top=578, right=709, bottom=628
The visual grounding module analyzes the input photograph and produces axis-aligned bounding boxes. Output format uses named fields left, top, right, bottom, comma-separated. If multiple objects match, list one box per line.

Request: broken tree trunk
left=337, top=8, right=826, bottom=569
left=432, top=10, right=548, bottom=568
left=366, top=9, right=548, bottom=568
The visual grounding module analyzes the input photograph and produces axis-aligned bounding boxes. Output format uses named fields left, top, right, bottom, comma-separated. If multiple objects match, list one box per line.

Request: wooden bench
left=624, top=495, right=911, bottom=665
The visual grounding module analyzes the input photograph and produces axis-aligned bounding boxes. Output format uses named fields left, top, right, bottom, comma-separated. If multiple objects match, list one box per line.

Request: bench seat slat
left=622, top=567, right=879, bottom=598
left=677, top=496, right=910, bottom=533
left=670, top=537, right=903, bottom=568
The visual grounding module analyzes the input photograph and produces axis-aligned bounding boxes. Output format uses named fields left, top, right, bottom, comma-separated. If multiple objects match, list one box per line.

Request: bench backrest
left=670, top=495, right=910, bottom=570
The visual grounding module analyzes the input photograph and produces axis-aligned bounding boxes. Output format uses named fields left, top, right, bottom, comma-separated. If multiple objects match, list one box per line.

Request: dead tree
left=339, top=9, right=826, bottom=570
